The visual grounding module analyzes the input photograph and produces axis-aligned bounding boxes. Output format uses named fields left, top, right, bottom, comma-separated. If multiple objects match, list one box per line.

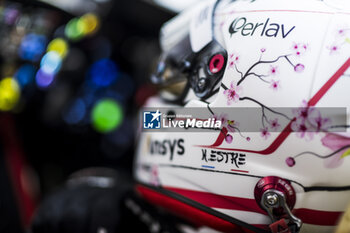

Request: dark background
left=0, top=0, right=176, bottom=232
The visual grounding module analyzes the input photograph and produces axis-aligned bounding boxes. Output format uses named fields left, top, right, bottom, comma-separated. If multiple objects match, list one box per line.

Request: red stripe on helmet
left=163, top=186, right=343, bottom=226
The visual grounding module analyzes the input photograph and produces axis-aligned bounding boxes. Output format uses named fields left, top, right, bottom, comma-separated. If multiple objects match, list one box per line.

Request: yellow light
left=47, top=38, right=69, bottom=59
left=80, top=13, right=100, bottom=36
left=0, top=77, right=20, bottom=111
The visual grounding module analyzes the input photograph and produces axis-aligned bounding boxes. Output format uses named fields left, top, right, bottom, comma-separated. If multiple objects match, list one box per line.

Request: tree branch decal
left=219, top=43, right=308, bottom=141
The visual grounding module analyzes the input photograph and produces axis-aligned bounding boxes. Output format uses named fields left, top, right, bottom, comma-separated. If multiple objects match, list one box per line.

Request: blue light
left=89, top=59, right=119, bottom=87
left=63, top=98, right=86, bottom=124
left=35, top=69, right=55, bottom=88
left=19, top=33, right=47, bottom=61
left=15, top=64, right=36, bottom=87
left=40, top=51, right=62, bottom=74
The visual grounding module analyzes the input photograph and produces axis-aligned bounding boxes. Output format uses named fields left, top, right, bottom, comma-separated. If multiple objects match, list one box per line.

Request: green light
left=65, top=18, right=85, bottom=41
left=91, top=99, right=123, bottom=133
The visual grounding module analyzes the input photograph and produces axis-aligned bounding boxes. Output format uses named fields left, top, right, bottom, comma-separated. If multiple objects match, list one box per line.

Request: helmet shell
left=135, top=0, right=350, bottom=232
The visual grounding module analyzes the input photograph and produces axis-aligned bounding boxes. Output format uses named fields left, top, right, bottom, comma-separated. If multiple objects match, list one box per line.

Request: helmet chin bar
left=255, top=176, right=302, bottom=233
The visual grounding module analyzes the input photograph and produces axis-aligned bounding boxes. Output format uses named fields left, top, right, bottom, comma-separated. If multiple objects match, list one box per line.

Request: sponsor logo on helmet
left=201, top=149, right=246, bottom=168
left=229, top=17, right=295, bottom=38
left=150, top=139, right=185, bottom=161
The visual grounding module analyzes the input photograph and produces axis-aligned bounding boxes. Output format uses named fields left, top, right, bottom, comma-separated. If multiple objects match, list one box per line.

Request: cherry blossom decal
left=327, top=26, right=350, bottom=54
left=269, top=118, right=281, bottom=131
left=228, top=43, right=307, bottom=88
left=219, top=43, right=308, bottom=140
left=286, top=133, right=350, bottom=168
left=260, top=127, right=271, bottom=140
left=270, top=80, right=280, bottom=91
left=291, top=100, right=331, bottom=139
left=200, top=41, right=350, bottom=169
left=228, top=53, right=240, bottom=69
left=223, top=82, right=242, bottom=105
left=292, top=42, right=308, bottom=57
left=285, top=101, right=350, bottom=168
left=213, top=112, right=244, bottom=144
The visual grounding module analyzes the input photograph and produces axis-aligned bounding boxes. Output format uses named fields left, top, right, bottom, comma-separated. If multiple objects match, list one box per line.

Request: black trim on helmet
left=138, top=182, right=270, bottom=233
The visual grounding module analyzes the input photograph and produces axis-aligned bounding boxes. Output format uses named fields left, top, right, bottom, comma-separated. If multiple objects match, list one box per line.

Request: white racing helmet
left=135, top=0, right=350, bottom=232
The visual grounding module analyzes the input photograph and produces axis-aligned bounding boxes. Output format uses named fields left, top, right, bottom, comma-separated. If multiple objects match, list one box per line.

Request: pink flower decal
left=338, top=29, right=345, bottom=36
left=269, top=65, right=278, bottom=75
left=335, top=27, right=349, bottom=37
left=294, top=64, right=305, bottom=73
left=214, top=113, right=228, bottom=127
left=291, top=118, right=314, bottom=140
left=286, top=157, right=295, bottom=167
left=291, top=100, right=314, bottom=140
left=321, top=133, right=350, bottom=168
left=225, top=134, right=233, bottom=144
left=227, top=120, right=239, bottom=133
left=213, top=113, right=237, bottom=133
left=291, top=100, right=332, bottom=140
left=270, top=79, right=280, bottom=91
left=223, top=82, right=241, bottom=105
left=308, top=110, right=331, bottom=132
left=260, top=48, right=266, bottom=53
left=293, top=100, right=321, bottom=120
left=260, top=127, right=270, bottom=140
left=269, top=118, right=280, bottom=131
left=228, top=53, right=239, bottom=69
left=328, top=44, right=340, bottom=54
left=330, top=45, right=338, bottom=52
left=292, top=101, right=309, bottom=120
left=292, top=42, right=308, bottom=56
left=327, top=27, right=350, bottom=54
